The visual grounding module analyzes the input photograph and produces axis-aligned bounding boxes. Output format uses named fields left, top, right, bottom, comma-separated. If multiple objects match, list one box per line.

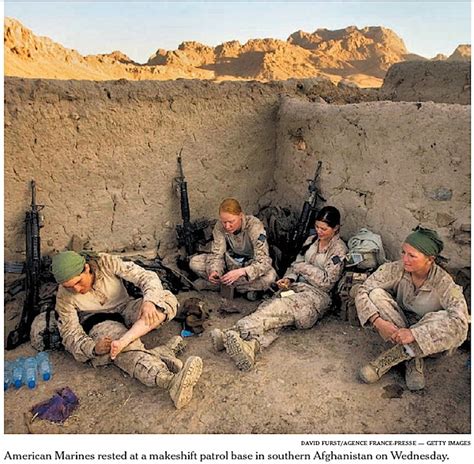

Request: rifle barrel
left=31, top=180, right=37, bottom=209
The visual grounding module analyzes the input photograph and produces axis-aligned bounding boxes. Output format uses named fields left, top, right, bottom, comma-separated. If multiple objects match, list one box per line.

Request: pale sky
left=3, top=1, right=472, bottom=64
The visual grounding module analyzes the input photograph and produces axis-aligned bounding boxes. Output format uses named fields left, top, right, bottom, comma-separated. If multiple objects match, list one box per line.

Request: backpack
left=346, top=228, right=387, bottom=271
left=336, top=271, right=370, bottom=326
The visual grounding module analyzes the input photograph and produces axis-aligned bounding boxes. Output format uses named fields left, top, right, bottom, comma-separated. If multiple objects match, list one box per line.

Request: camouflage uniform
left=55, top=253, right=178, bottom=363
left=189, top=215, right=277, bottom=292
left=89, top=320, right=183, bottom=387
left=355, top=261, right=469, bottom=356
left=235, top=234, right=347, bottom=347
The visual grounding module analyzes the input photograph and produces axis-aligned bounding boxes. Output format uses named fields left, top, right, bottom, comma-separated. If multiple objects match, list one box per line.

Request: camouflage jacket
left=206, top=215, right=275, bottom=281
left=355, top=261, right=469, bottom=352
left=285, top=234, right=348, bottom=294
left=55, top=253, right=178, bottom=362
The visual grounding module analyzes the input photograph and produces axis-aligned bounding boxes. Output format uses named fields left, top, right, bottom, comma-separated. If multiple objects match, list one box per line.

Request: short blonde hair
left=219, top=198, right=242, bottom=215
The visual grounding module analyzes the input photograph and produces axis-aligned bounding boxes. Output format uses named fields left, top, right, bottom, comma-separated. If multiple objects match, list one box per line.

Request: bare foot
left=110, top=338, right=128, bottom=360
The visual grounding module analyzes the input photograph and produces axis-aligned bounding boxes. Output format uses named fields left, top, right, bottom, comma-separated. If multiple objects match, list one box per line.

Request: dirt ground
left=3, top=290, right=471, bottom=435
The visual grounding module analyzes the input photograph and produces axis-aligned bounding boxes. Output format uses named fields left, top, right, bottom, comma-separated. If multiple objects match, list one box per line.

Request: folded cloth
left=31, top=386, right=79, bottom=423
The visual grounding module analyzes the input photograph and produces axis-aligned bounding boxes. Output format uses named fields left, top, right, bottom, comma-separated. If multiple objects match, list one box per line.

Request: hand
left=373, top=317, right=399, bottom=342
left=140, top=301, right=165, bottom=327
left=208, top=271, right=221, bottom=285
left=94, top=336, right=112, bottom=355
left=276, top=278, right=291, bottom=290
left=390, top=328, right=415, bottom=345
left=220, top=268, right=246, bottom=286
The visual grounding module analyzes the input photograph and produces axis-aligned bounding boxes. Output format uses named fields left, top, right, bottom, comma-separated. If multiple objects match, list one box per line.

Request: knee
left=368, top=288, right=392, bottom=305
left=188, top=255, right=200, bottom=273
left=89, top=321, right=127, bottom=340
left=294, top=310, right=319, bottom=330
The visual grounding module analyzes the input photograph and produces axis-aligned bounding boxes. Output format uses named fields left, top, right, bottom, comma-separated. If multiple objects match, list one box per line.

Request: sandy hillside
left=4, top=17, right=469, bottom=88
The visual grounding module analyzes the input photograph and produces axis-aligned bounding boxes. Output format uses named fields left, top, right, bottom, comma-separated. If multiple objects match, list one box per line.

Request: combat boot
left=165, top=335, right=187, bottom=355
left=168, top=356, right=203, bottom=409
left=224, top=330, right=259, bottom=371
left=359, top=344, right=411, bottom=384
left=405, top=358, right=425, bottom=391
left=150, top=336, right=187, bottom=373
left=210, top=328, right=226, bottom=352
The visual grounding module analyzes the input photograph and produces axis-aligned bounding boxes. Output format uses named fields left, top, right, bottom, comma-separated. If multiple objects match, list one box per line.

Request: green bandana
left=52, top=251, right=86, bottom=283
left=404, top=226, right=444, bottom=257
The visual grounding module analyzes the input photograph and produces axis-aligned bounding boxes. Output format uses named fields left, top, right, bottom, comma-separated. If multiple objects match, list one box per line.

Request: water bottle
left=4, top=361, right=13, bottom=391
left=24, top=357, right=38, bottom=389
left=36, top=351, right=53, bottom=381
left=12, top=357, right=25, bottom=389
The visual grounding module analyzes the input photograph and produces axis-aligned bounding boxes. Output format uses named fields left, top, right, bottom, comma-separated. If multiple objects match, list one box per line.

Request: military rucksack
left=256, top=205, right=299, bottom=276
left=336, top=271, right=371, bottom=326
left=346, top=228, right=387, bottom=271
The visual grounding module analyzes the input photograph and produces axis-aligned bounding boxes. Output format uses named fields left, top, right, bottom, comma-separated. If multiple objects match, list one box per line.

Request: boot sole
left=169, top=356, right=203, bottom=409
left=224, top=331, right=254, bottom=371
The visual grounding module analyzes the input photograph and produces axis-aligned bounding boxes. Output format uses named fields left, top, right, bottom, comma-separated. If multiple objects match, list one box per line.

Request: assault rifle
left=7, top=180, right=45, bottom=350
left=175, top=149, right=211, bottom=258
left=288, top=160, right=325, bottom=262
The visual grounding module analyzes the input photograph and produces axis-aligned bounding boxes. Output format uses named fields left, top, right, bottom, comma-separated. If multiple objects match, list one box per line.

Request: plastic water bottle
left=24, top=357, right=38, bottom=389
left=12, top=357, right=25, bottom=389
left=36, top=351, right=53, bottom=381
left=4, top=361, right=13, bottom=391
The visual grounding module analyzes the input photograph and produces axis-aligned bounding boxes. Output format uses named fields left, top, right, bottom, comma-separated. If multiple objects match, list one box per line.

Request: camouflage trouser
left=235, top=283, right=331, bottom=348
left=79, top=298, right=143, bottom=328
left=367, top=288, right=466, bottom=356
left=189, top=253, right=277, bottom=292
left=89, top=321, right=175, bottom=389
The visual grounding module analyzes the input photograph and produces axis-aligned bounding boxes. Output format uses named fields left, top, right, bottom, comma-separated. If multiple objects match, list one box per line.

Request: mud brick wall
left=4, top=78, right=470, bottom=270
left=4, top=78, right=287, bottom=259
left=4, top=77, right=377, bottom=260
left=381, top=61, right=471, bottom=105
left=273, top=97, right=470, bottom=269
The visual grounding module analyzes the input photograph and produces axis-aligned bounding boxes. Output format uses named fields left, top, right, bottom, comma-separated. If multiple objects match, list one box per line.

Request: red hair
left=219, top=198, right=242, bottom=215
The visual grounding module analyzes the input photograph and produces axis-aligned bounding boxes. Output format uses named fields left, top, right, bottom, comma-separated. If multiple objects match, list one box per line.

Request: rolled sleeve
left=355, top=262, right=403, bottom=327
left=56, top=289, right=96, bottom=363
left=293, top=257, right=344, bottom=293
left=206, top=224, right=227, bottom=276
left=102, top=254, right=179, bottom=321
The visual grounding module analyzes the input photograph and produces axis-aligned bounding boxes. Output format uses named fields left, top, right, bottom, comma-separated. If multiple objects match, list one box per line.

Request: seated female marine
left=189, top=198, right=277, bottom=300
left=355, top=226, right=469, bottom=391
left=50, top=250, right=202, bottom=408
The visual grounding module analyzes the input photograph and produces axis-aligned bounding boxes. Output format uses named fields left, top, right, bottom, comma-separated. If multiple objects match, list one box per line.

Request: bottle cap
left=14, top=379, right=22, bottom=389
left=28, top=380, right=36, bottom=389
left=43, top=373, right=51, bottom=381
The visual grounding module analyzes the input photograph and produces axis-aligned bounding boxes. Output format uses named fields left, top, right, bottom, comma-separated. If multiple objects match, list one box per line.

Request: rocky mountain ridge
left=4, top=17, right=471, bottom=88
